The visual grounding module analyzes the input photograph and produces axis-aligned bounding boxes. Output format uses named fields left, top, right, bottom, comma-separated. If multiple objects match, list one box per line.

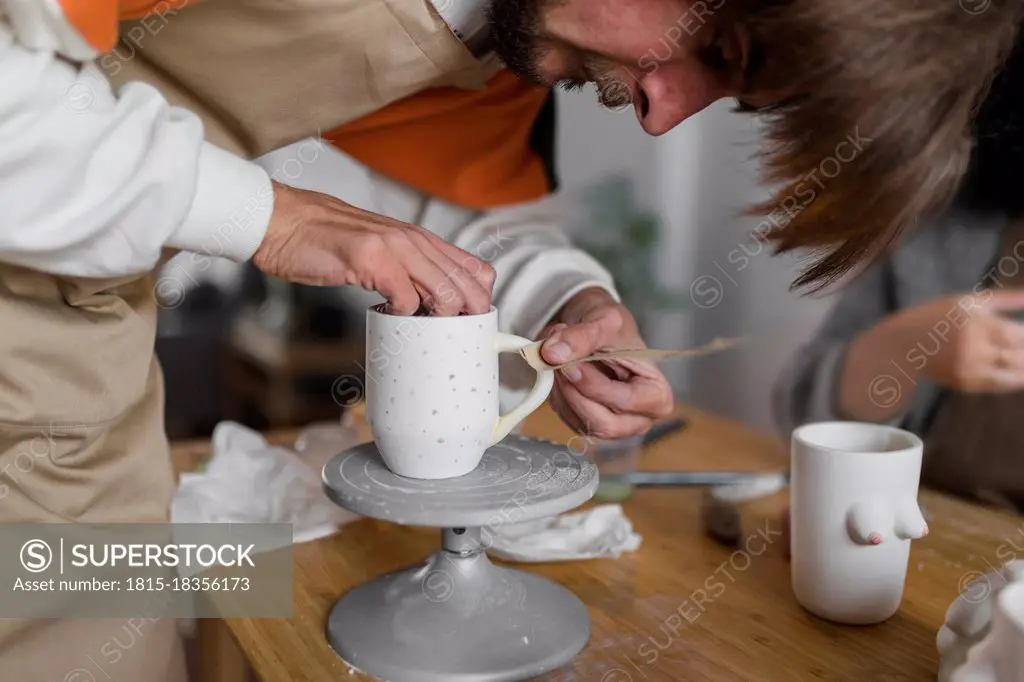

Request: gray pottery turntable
left=321, top=433, right=599, bottom=682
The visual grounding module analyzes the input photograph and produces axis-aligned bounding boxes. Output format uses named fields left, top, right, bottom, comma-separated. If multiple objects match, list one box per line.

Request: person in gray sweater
left=773, top=203, right=1024, bottom=509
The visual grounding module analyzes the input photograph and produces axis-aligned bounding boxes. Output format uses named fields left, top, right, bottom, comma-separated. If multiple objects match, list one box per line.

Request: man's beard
left=486, top=0, right=634, bottom=110
left=487, top=0, right=546, bottom=84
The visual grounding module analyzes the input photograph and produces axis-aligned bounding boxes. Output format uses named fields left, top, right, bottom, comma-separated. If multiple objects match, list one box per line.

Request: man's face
left=488, top=0, right=762, bottom=135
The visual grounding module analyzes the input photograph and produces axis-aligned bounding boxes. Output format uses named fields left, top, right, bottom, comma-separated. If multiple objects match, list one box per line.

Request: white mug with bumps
left=790, top=421, right=928, bottom=624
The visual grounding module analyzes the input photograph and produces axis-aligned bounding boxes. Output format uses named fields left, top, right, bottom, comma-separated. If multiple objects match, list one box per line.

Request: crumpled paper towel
left=485, top=504, right=642, bottom=562
left=171, top=421, right=354, bottom=543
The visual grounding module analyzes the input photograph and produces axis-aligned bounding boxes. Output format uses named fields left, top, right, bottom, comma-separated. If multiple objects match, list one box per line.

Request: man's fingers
left=404, top=231, right=492, bottom=315
left=377, top=270, right=421, bottom=315
left=430, top=233, right=498, bottom=296
left=433, top=256, right=493, bottom=315
left=550, top=378, right=588, bottom=435
left=542, top=323, right=569, bottom=339
left=541, top=310, right=622, bottom=365
left=389, top=239, right=466, bottom=316
left=561, top=363, right=673, bottom=419
left=556, top=377, right=653, bottom=439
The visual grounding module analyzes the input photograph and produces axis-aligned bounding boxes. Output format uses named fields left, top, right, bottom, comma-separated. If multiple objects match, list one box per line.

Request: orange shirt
left=63, top=1, right=554, bottom=208
left=326, top=71, right=553, bottom=209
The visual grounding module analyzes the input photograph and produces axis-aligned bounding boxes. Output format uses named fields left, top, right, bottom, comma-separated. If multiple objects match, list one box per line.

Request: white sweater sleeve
left=0, top=6, right=272, bottom=278
left=442, top=194, right=620, bottom=339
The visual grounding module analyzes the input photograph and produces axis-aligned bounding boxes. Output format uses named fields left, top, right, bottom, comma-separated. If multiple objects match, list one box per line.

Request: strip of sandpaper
left=518, top=336, right=744, bottom=371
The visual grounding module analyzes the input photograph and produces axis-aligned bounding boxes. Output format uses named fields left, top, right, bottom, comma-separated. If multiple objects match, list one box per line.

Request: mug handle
left=491, top=333, right=555, bottom=444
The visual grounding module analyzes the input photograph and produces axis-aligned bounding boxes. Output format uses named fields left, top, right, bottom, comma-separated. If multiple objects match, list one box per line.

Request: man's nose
left=636, top=69, right=729, bottom=135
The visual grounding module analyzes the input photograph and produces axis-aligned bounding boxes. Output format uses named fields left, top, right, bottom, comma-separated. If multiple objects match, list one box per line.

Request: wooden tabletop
left=173, top=405, right=1024, bottom=681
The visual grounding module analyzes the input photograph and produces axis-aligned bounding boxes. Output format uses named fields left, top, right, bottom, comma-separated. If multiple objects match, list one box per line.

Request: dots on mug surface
left=390, top=397, right=395, bottom=403
left=475, top=362, right=481, bottom=367
left=449, top=374, right=455, bottom=380
left=432, top=409, right=438, bottom=415
left=470, top=388, right=477, bottom=393
left=437, top=437, right=445, bottom=443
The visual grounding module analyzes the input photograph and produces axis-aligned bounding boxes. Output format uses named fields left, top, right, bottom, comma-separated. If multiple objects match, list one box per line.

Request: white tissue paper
left=485, top=504, right=642, bottom=562
left=171, top=421, right=355, bottom=544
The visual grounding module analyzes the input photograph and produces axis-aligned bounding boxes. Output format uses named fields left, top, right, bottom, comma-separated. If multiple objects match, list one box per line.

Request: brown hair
left=734, top=0, right=1024, bottom=290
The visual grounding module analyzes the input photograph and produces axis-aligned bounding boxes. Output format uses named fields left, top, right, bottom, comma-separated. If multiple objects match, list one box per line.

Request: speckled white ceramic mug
left=365, top=305, right=554, bottom=479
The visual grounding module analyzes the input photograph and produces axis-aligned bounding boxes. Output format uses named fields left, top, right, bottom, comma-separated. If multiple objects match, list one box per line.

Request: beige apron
left=108, top=0, right=502, bottom=158
left=1, top=0, right=492, bottom=678
left=0, top=268, right=187, bottom=682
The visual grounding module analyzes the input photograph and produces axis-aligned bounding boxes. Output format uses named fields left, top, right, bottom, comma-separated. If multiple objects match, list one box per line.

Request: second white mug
left=790, top=421, right=928, bottom=624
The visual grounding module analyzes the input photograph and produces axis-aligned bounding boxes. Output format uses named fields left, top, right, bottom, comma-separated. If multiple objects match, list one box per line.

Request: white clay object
left=364, top=305, right=554, bottom=479
left=938, top=562, right=1024, bottom=682
left=790, top=421, right=927, bottom=624
left=949, top=581, right=1024, bottom=682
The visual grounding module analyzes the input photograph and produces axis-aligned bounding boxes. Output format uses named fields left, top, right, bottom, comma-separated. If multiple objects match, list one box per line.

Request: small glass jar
left=587, top=435, right=644, bottom=502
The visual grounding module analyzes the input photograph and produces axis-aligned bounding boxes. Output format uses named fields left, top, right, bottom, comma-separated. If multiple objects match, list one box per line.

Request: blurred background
left=155, top=89, right=835, bottom=440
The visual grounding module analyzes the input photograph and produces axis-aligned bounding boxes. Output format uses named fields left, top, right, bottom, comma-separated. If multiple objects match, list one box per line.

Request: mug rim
left=367, top=303, right=497, bottom=319
left=792, top=420, right=922, bottom=456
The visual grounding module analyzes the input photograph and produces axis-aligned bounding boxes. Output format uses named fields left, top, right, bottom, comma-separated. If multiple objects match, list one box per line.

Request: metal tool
left=615, top=471, right=788, bottom=487
left=641, top=417, right=687, bottom=446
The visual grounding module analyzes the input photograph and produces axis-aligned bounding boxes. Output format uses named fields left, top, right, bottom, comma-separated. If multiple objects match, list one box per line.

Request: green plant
left=570, top=175, right=688, bottom=329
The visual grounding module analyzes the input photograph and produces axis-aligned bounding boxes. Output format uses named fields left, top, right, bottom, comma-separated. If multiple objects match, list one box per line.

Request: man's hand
left=538, top=287, right=674, bottom=439
left=252, top=182, right=495, bottom=315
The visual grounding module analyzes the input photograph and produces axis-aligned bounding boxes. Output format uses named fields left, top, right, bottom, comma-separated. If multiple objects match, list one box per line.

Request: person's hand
left=252, top=182, right=495, bottom=315
left=537, top=287, right=674, bottom=439
left=879, top=288, right=1024, bottom=392
left=839, top=288, right=1024, bottom=422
